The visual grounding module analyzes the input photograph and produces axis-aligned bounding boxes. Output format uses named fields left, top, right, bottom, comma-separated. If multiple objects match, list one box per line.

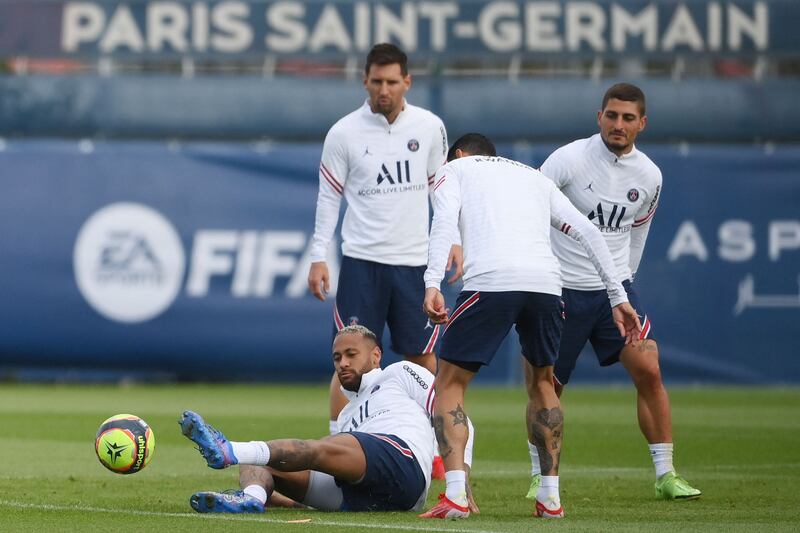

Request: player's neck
left=602, top=139, right=634, bottom=159
left=371, top=104, right=404, bottom=125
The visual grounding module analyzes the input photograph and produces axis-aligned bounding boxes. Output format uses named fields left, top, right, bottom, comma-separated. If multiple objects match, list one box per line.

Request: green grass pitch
left=1, top=384, right=798, bottom=532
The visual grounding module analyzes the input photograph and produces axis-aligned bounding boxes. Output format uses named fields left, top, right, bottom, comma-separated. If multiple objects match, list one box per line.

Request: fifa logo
left=377, top=160, right=411, bottom=185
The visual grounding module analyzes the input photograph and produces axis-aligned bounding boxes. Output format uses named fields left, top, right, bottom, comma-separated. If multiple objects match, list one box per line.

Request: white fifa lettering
left=186, top=230, right=238, bottom=296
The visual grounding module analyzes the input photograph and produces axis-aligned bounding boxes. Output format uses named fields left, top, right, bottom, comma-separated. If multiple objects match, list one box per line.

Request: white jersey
left=541, top=134, right=662, bottom=290
left=425, top=156, right=627, bottom=307
left=310, top=100, right=448, bottom=266
left=336, top=361, right=474, bottom=511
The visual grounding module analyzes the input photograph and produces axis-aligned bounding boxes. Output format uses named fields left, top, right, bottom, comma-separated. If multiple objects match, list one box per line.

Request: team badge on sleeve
left=627, top=188, right=639, bottom=202
left=407, top=139, right=419, bottom=152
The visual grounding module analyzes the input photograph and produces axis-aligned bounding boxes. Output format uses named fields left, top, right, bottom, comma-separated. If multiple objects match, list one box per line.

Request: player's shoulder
left=385, top=361, right=434, bottom=384
left=549, top=136, right=593, bottom=161
left=632, top=147, right=663, bottom=186
left=327, top=105, right=365, bottom=136
left=404, top=103, right=445, bottom=128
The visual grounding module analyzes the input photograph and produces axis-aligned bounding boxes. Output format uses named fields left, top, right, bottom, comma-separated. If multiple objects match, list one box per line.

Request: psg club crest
left=627, top=188, right=640, bottom=202
left=348, top=316, right=360, bottom=326
left=407, top=139, right=419, bottom=152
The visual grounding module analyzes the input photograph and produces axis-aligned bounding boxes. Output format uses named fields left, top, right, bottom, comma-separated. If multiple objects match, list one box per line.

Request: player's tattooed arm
left=528, top=407, right=564, bottom=476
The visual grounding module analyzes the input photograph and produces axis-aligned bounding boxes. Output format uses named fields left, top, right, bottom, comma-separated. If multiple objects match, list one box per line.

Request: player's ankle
left=444, top=470, right=468, bottom=506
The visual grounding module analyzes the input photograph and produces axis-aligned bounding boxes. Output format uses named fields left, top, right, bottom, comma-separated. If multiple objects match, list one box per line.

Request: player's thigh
left=590, top=281, right=651, bottom=367
left=313, top=433, right=368, bottom=483
left=339, top=432, right=427, bottom=512
left=333, top=256, right=390, bottom=340
left=553, top=288, right=603, bottom=386
left=439, top=291, right=518, bottom=371
left=517, top=292, right=565, bottom=369
left=386, top=264, right=439, bottom=356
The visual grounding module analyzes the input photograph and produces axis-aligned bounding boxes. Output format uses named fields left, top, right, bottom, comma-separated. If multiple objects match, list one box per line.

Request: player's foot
left=431, top=456, right=446, bottom=481
left=524, top=473, right=541, bottom=500
left=419, top=493, right=470, bottom=519
left=534, top=498, right=565, bottom=518
left=655, top=471, right=702, bottom=500
left=179, top=410, right=237, bottom=469
left=190, top=490, right=265, bottom=513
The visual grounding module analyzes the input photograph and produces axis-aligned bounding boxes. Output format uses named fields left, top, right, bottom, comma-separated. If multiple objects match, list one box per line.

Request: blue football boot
left=190, top=490, right=265, bottom=513
left=179, top=410, right=238, bottom=469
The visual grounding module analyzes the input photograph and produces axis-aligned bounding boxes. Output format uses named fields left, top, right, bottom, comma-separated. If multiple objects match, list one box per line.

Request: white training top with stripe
left=541, top=134, right=662, bottom=290
left=425, top=156, right=628, bottom=307
left=337, top=361, right=474, bottom=511
left=310, top=100, right=448, bottom=266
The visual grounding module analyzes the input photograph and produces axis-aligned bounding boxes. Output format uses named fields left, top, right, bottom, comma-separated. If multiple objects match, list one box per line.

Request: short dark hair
left=334, top=324, right=379, bottom=347
left=602, top=83, right=646, bottom=116
left=447, top=133, right=497, bottom=162
left=365, top=43, right=408, bottom=76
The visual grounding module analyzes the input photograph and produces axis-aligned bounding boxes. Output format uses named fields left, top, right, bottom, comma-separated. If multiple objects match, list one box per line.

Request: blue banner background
left=0, top=140, right=798, bottom=383
left=0, top=0, right=793, bottom=57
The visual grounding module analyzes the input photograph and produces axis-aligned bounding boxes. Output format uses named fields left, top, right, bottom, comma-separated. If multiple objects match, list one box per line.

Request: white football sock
left=649, top=443, right=674, bottom=478
left=329, top=420, right=339, bottom=435
left=444, top=470, right=468, bottom=506
left=230, top=441, right=271, bottom=465
left=528, top=441, right=541, bottom=476
left=243, top=484, right=267, bottom=505
left=537, top=475, right=560, bottom=504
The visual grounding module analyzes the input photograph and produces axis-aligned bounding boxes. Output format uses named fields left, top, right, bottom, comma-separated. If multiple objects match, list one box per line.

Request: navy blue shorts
left=334, top=256, right=440, bottom=355
left=337, top=432, right=426, bottom=512
left=440, top=291, right=564, bottom=370
left=554, top=280, right=652, bottom=385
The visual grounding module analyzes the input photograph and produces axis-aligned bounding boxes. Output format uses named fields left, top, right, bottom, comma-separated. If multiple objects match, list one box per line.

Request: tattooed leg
left=433, top=360, right=476, bottom=473
left=265, top=433, right=367, bottom=483
left=525, top=364, right=563, bottom=476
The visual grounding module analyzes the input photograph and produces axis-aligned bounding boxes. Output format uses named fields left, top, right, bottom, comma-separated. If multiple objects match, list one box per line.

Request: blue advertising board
left=0, top=140, right=798, bottom=383
left=0, top=0, right=794, bottom=58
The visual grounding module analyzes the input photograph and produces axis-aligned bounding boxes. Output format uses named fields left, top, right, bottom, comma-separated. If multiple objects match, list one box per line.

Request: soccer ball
left=95, top=414, right=155, bottom=474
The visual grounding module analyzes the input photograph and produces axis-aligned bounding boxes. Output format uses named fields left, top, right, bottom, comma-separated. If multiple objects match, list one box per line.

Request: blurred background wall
left=0, top=0, right=798, bottom=383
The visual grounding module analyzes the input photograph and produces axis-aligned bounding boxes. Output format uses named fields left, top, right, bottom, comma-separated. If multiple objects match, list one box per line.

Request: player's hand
left=423, top=287, right=449, bottom=324
left=465, top=469, right=480, bottom=514
left=307, top=262, right=330, bottom=301
left=612, top=302, right=642, bottom=344
left=446, top=245, right=464, bottom=285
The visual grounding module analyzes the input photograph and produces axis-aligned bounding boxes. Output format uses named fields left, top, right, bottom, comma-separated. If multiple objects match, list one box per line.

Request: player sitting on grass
left=180, top=324, right=476, bottom=514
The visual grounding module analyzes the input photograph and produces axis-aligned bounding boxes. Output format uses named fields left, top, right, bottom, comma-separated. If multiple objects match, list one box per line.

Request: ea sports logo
left=74, top=203, right=185, bottom=323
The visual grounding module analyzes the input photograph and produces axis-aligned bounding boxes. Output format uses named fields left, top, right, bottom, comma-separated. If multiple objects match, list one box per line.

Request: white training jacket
left=310, top=99, right=448, bottom=266
left=541, top=134, right=662, bottom=290
left=425, top=155, right=627, bottom=307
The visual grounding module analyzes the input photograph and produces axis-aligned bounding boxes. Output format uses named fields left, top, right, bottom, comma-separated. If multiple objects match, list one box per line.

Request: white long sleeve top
left=310, top=100, right=448, bottom=266
left=425, top=156, right=627, bottom=307
left=541, top=134, right=662, bottom=289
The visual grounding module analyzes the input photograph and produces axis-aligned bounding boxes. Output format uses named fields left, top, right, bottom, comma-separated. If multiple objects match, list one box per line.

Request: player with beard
left=180, top=325, right=474, bottom=514
left=523, top=83, right=701, bottom=502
